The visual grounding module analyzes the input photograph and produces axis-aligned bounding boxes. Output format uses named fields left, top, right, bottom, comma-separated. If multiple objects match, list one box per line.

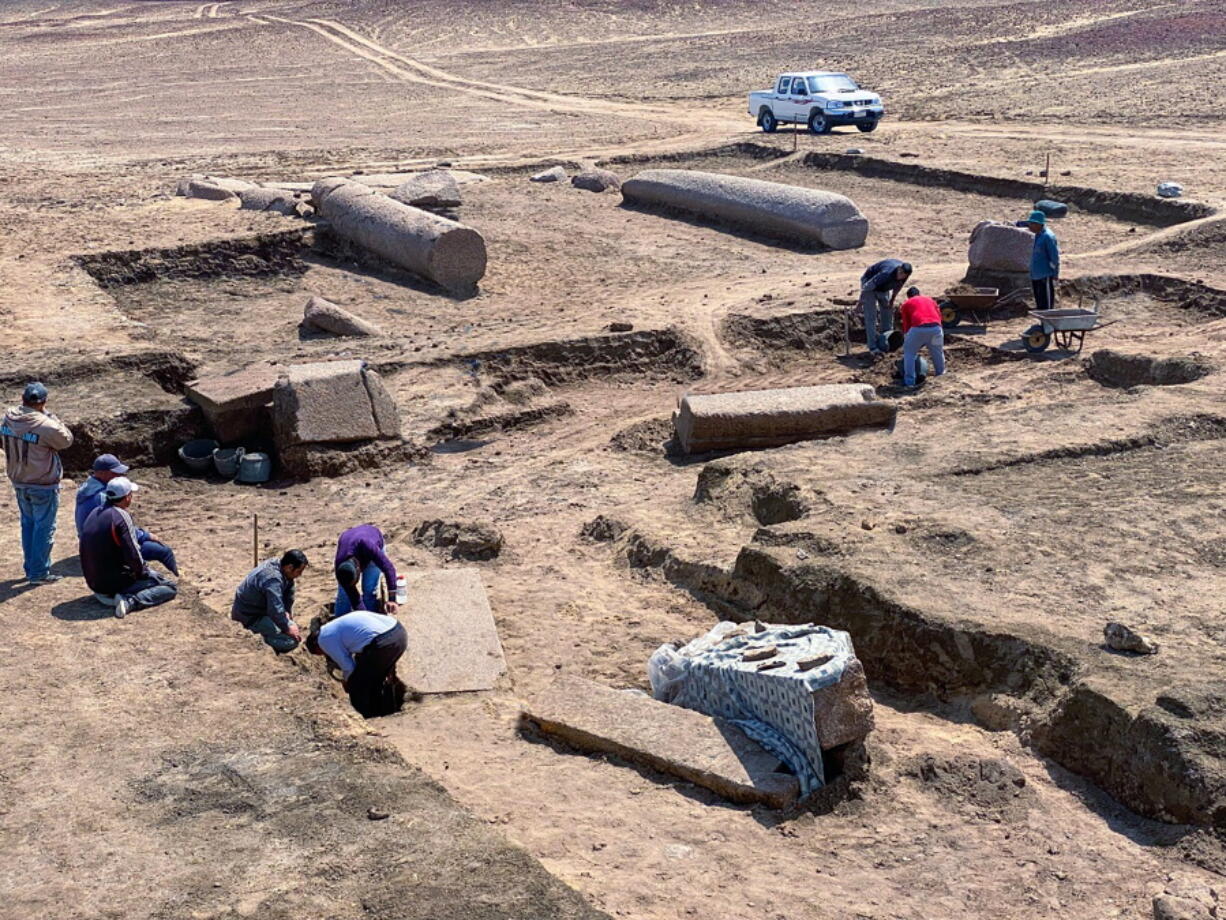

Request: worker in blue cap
left=1025, top=209, right=1060, bottom=312
left=75, top=453, right=179, bottom=579
left=3, top=382, right=73, bottom=584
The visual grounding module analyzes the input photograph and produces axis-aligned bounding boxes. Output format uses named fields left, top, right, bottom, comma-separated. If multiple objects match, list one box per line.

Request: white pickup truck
left=749, top=71, right=885, bottom=135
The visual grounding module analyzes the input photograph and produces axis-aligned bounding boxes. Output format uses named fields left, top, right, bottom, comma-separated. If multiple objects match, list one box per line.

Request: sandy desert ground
left=2, top=1, right=1226, bottom=918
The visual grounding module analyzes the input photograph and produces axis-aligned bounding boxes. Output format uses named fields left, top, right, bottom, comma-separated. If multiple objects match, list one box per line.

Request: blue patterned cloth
left=649, top=623, right=858, bottom=796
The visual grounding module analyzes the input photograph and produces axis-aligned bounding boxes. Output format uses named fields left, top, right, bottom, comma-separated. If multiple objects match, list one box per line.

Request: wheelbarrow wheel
left=939, top=300, right=963, bottom=328
left=1023, top=323, right=1051, bottom=353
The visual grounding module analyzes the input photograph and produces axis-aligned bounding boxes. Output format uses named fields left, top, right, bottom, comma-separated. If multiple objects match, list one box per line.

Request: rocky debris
left=693, top=462, right=812, bottom=525
left=530, top=165, right=567, bottom=183
left=301, top=295, right=383, bottom=337
left=413, top=519, right=503, bottom=561
left=1152, top=895, right=1212, bottom=920
left=905, top=754, right=1031, bottom=820
left=1152, top=877, right=1220, bottom=920
left=580, top=515, right=627, bottom=543
left=185, top=362, right=281, bottom=443
left=673, top=383, right=896, bottom=454
left=239, top=187, right=313, bottom=217
left=429, top=379, right=572, bottom=441
left=389, top=170, right=462, bottom=210
left=571, top=167, right=622, bottom=193
left=521, top=675, right=800, bottom=808
left=1085, top=349, right=1212, bottom=388
left=622, top=169, right=868, bottom=250
left=1104, top=621, right=1159, bottom=654
left=278, top=438, right=421, bottom=479
left=311, top=178, right=486, bottom=292
left=967, top=220, right=1034, bottom=273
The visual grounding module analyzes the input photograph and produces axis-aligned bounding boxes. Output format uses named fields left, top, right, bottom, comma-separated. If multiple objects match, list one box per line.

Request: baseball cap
left=22, top=382, right=48, bottom=404
left=103, top=477, right=140, bottom=501
left=92, top=453, right=130, bottom=474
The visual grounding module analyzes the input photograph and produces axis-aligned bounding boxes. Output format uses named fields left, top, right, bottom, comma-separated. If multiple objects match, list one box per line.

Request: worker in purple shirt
left=334, top=523, right=398, bottom=615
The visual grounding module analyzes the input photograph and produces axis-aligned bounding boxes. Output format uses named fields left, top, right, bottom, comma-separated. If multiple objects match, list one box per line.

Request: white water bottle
left=395, top=575, right=407, bottom=606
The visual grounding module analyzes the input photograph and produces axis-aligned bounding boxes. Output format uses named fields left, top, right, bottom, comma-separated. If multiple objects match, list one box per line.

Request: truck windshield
left=808, top=74, right=859, bottom=93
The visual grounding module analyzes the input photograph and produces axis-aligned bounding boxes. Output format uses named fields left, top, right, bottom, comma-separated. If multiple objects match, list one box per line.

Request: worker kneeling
left=80, top=477, right=177, bottom=619
left=307, top=610, right=408, bottom=718
left=899, top=286, right=946, bottom=388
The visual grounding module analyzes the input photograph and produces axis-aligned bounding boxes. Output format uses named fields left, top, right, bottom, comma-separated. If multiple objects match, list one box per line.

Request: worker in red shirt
left=899, top=286, right=946, bottom=387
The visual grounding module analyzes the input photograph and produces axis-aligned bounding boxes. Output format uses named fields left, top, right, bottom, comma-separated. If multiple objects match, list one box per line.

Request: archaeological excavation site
left=2, top=2, right=1225, bottom=919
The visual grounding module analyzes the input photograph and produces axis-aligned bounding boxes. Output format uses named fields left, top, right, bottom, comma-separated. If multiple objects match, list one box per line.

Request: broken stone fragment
left=1103, top=621, right=1158, bottom=654
left=571, top=168, right=622, bottom=193
left=302, top=295, right=383, bottom=337
left=530, top=165, right=567, bottom=183
left=742, top=645, right=778, bottom=662
left=389, top=169, right=462, bottom=210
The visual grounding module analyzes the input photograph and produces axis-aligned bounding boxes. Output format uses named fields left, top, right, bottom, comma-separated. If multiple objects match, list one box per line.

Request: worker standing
left=75, top=453, right=179, bottom=576
left=3, top=382, right=73, bottom=584
left=334, top=524, right=399, bottom=616
left=231, top=550, right=309, bottom=653
left=858, top=260, right=913, bottom=356
left=898, top=286, right=946, bottom=388
left=79, top=477, right=178, bottom=618
left=307, top=610, right=408, bottom=718
left=1025, top=210, right=1060, bottom=312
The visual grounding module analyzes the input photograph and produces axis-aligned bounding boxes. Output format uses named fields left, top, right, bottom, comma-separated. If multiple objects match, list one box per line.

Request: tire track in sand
left=264, top=15, right=740, bottom=133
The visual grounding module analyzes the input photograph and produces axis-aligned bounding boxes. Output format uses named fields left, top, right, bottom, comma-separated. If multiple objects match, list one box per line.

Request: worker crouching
left=308, top=611, right=408, bottom=718
left=231, top=550, right=309, bottom=653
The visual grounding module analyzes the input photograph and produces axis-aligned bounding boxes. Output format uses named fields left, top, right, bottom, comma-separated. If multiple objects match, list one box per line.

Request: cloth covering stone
left=649, top=621, right=872, bottom=796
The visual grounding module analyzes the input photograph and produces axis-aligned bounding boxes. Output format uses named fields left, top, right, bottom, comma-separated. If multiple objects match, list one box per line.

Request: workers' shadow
left=51, top=595, right=115, bottom=621
left=0, top=578, right=36, bottom=604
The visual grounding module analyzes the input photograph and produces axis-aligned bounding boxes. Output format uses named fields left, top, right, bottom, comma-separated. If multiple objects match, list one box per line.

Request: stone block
left=186, top=363, right=281, bottom=443
left=399, top=569, right=507, bottom=694
left=673, top=384, right=895, bottom=454
left=390, top=170, right=461, bottom=209
left=522, top=675, right=800, bottom=808
left=968, top=220, right=1034, bottom=273
left=273, top=360, right=378, bottom=446
left=361, top=368, right=401, bottom=437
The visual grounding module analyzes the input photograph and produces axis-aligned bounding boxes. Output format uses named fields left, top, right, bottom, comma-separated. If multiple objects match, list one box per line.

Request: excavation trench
left=591, top=520, right=1224, bottom=828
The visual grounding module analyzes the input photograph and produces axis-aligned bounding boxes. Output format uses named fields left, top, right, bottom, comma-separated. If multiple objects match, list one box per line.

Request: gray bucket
left=237, top=452, right=272, bottom=484
left=213, top=446, right=245, bottom=478
left=179, top=438, right=220, bottom=475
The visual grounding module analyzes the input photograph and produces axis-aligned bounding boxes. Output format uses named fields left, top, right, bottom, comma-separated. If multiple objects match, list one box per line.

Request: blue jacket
left=1031, top=229, right=1059, bottom=280
left=75, top=476, right=107, bottom=537
left=861, top=258, right=907, bottom=293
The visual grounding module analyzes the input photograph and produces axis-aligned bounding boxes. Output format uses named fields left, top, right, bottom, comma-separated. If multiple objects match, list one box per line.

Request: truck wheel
left=808, top=112, right=831, bottom=135
left=856, top=120, right=878, bottom=133
left=759, top=108, right=777, bottom=133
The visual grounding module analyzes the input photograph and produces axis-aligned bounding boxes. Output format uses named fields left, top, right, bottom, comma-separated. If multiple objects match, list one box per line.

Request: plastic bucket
left=179, top=438, right=220, bottom=474
left=213, top=446, right=245, bottom=478
left=237, top=452, right=271, bottom=484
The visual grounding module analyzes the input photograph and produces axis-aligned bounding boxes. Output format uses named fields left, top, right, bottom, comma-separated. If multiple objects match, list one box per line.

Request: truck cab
left=749, top=71, right=885, bottom=134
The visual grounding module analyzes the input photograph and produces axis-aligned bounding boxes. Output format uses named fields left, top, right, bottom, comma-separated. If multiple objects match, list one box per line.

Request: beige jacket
left=2, top=405, right=73, bottom=487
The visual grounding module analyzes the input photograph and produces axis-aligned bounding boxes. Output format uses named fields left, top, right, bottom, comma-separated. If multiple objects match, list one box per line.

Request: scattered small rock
left=899, top=152, right=920, bottom=158
left=530, top=165, right=567, bottom=183
left=1103, top=621, right=1158, bottom=654
left=367, top=807, right=390, bottom=820
left=1060, top=170, right=1072, bottom=176
left=580, top=515, right=626, bottom=543
left=1157, top=181, right=1185, bottom=199
left=571, top=168, right=621, bottom=193
left=893, top=523, right=908, bottom=534
left=844, top=147, right=864, bottom=155
left=390, top=169, right=461, bottom=210
left=860, top=519, right=875, bottom=531
left=302, top=296, right=383, bottom=337
left=606, top=321, right=633, bottom=333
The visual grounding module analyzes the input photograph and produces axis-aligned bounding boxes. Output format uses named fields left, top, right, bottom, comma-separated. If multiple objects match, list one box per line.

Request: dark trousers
left=1032, top=276, right=1056, bottom=312
left=348, top=622, right=408, bottom=718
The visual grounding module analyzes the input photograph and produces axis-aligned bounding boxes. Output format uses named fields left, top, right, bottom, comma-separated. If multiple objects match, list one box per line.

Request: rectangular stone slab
left=399, top=569, right=507, bottom=694
left=522, top=675, right=800, bottom=808
left=273, top=360, right=379, bottom=445
left=673, top=383, right=895, bottom=454
left=185, top=363, right=281, bottom=413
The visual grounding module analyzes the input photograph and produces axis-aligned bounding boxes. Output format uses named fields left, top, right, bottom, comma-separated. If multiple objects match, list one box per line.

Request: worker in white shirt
left=307, top=610, right=408, bottom=717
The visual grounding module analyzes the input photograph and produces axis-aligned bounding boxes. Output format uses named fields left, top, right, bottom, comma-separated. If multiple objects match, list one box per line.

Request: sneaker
left=114, top=596, right=130, bottom=619
left=30, top=573, right=63, bottom=585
